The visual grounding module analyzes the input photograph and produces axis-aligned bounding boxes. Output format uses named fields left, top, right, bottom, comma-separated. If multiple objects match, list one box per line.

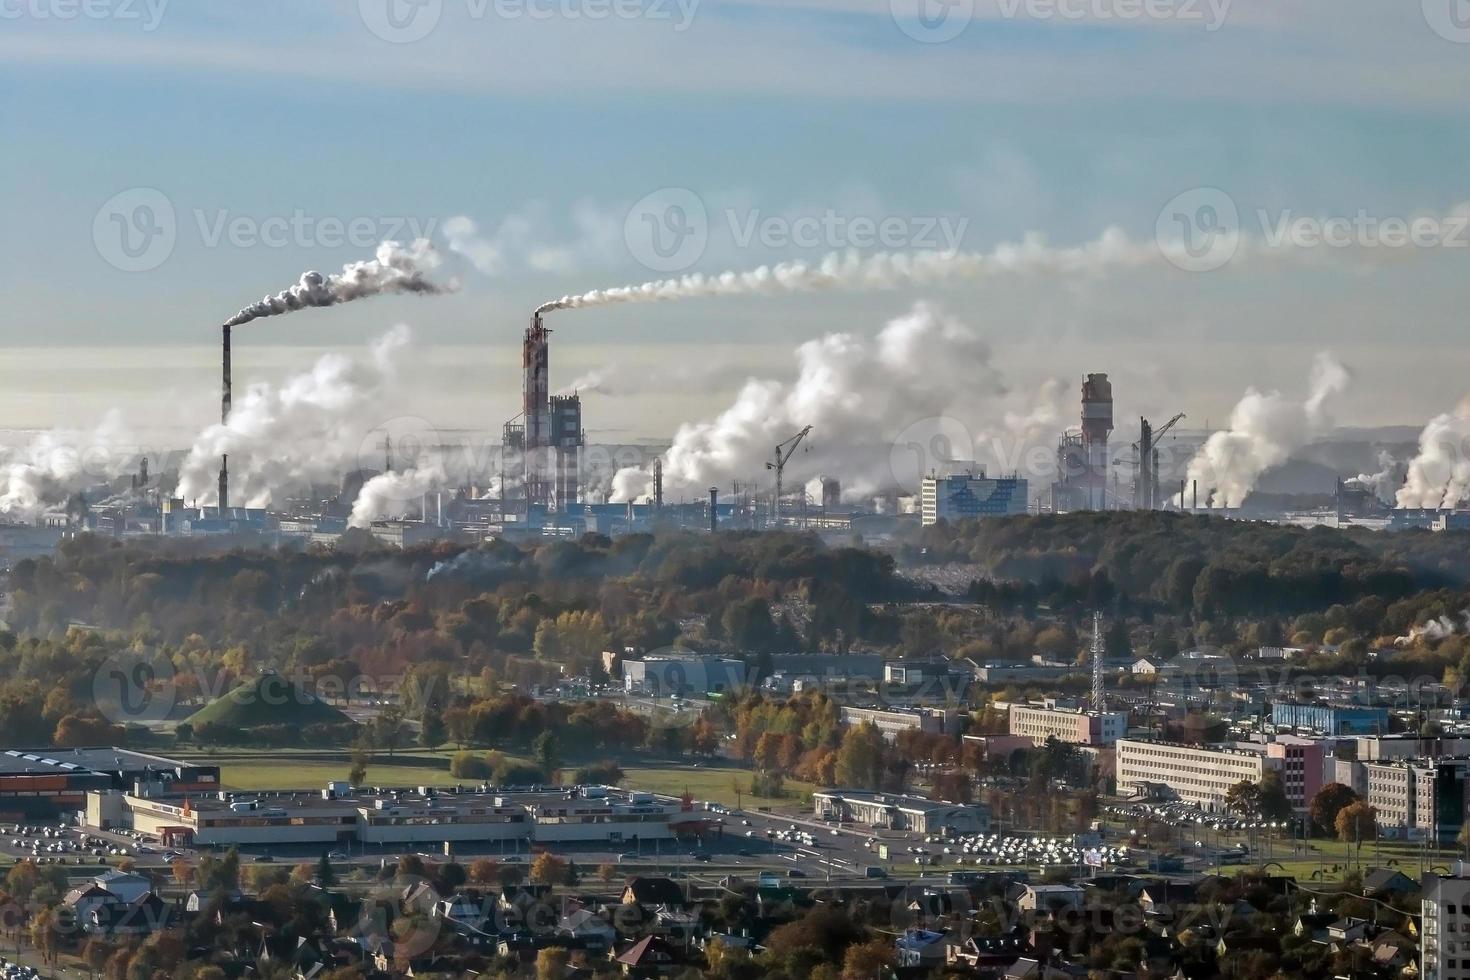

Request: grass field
left=621, top=764, right=816, bottom=810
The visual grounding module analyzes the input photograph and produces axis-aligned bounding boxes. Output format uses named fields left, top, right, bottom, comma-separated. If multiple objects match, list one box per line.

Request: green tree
left=1309, top=783, right=1360, bottom=838
left=533, top=730, right=560, bottom=777
left=316, top=853, right=336, bottom=888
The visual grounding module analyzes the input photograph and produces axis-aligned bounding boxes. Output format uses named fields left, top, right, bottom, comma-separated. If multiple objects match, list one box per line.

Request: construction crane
left=1116, top=413, right=1186, bottom=509
left=1138, top=413, right=1186, bottom=510
left=766, top=425, right=812, bottom=527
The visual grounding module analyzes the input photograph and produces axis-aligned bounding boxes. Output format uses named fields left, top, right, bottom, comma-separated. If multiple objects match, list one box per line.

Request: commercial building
left=87, top=784, right=707, bottom=850
left=1115, top=739, right=1270, bottom=812
left=920, top=472, right=1028, bottom=526
left=1269, top=701, right=1389, bottom=736
left=0, top=748, right=220, bottom=820
left=1354, top=735, right=1470, bottom=762
left=1423, top=868, right=1470, bottom=980
left=813, top=790, right=991, bottom=834
left=1009, top=701, right=1127, bottom=747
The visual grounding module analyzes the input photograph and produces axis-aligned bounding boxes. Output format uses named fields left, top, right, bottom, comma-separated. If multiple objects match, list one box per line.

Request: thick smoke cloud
left=0, top=412, right=137, bottom=519
left=1353, top=451, right=1402, bottom=503
left=176, top=327, right=413, bottom=507
left=1396, top=398, right=1470, bottom=509
left=609, top=303, right=1058, bottom=504
left=349, top=465, right=445, bottom=528
left=223, top=240, right=456, bottom=328
left=1181, top=352, right=1351, bottom=508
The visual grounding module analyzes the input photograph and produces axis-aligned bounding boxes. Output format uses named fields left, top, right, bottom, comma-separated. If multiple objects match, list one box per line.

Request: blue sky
left=3, top=0, right=1470, bottom=439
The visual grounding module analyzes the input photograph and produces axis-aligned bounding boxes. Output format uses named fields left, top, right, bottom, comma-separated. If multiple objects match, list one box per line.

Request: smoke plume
left=1352, top=451, right=1402, bottom=503
left=1396, top=611, right=1470, bottom=646
left=176, top=326, right=413, bottom=507
left=349, top=465, right=445, bottom=528
left=1395, top=398, right=1470, bottom=509
left=1181, top=352, right=1351, bottom=508
left=0, top=412, right=137, bottom=519
left=608, top=303, right=1054, bottom=503
left=535, top=229, right=1162, bottom=315
left=223, top=240, right=456, bottom=328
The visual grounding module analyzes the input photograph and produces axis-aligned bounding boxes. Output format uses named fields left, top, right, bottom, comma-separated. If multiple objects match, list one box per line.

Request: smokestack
left=709, top=487, right=718, bottom=533
left=221, top=325, right=232, bottom=513
left=222, top=325, right=232, bottom=425
left=1192, top=479, right=1198, bottom=511
left=653, top=458, right=664, bottom=513
left=218, top=454, right=229, bottom=514
left=1080, top=374, right=1114, bottom=510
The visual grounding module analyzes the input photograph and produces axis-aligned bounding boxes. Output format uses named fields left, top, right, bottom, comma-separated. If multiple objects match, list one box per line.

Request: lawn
left=620, top=764, right=816, bottom=810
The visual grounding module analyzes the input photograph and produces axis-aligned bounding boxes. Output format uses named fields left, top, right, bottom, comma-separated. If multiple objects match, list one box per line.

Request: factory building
left=920, top=471, right=1028, bottom=525
left=1051, top=373, right=1115, bottom=512
left=1269, top=701, right=1389, bottom=736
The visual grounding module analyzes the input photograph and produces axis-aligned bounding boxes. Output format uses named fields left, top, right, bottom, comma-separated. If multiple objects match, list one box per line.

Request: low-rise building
left=840, top=705, right=960, bottom=742
left=1009, top=700, right=1127, bottom=747
left=813, top=790, right=990, bottom=834
left=623, top=655, right=748, bottom=697
left=1270, top=701, right=1390, bottom=736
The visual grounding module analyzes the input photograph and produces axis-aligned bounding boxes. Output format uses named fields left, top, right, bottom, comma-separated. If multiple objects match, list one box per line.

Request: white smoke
left=535, top=229, right=1162, bottom=315
left=1352, top=451, right=1402, bottom=503
left=1396, top=398, right=1470, bottom=509
left=558, top=364, right=619, bottom=397
left=1396, top=611, right=1470, bottom=646
left=608, top=303, right=1045, bottom=503
left=223, top=240, right=456, bottom=328
left=1181, top=352, right=1352, bottom=508
left=349, top=465, right=446, bottom=528
left=176, top=326, right=414, bottom=507
left=0, top=412, right=137, bottom=519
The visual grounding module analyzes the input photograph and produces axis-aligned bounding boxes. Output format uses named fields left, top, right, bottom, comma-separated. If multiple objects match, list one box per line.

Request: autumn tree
left=1309, top=783, right=1360, bottom=837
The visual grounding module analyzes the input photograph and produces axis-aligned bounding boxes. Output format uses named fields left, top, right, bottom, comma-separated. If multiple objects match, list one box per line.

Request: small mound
left=185, top=673, right=352, bottom=730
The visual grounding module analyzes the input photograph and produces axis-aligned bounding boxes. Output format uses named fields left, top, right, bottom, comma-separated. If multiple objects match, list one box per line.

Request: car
left=692, top=853, right=711, bottom=862
left=327, top=851, right=348, bottom=861
left=252, top=854, right=274, bottom=863
left=785, top=869, right=806, bottom=878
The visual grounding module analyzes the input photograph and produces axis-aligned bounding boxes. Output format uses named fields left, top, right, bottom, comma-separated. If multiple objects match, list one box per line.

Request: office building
left=920, top=472, right=1028, bottom=526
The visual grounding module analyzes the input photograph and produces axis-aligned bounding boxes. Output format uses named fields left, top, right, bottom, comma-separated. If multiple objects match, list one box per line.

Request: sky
left=3, top=0, right=1470, bottom=450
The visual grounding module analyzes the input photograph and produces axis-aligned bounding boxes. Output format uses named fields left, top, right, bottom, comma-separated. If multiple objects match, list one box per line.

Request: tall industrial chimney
left=653, top=458, right=664, bottom=513
left=709, top=487, right=718, bottom=533
left=220, top=325, right=232, bottom=513
left=1080, top=374, right=1114, bottom=510
left=522, top=314, right=552, bottom=510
